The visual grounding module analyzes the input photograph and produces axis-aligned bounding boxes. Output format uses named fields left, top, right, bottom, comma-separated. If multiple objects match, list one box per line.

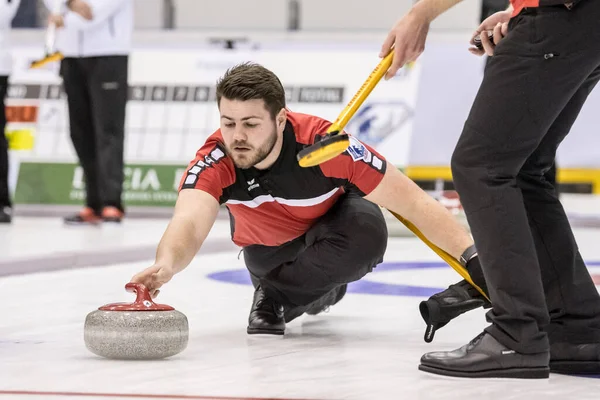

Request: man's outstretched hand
left=380, top=8, right=432, bottom=80
left=130, top=264, right=174, bottom=298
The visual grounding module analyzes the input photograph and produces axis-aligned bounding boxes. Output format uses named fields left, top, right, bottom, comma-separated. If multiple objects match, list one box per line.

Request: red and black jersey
left=179, top=111, right=387, bottom=248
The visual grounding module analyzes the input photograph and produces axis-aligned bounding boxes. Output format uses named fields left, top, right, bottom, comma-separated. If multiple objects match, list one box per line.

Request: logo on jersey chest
left=247, top=178, right=260, bottom=191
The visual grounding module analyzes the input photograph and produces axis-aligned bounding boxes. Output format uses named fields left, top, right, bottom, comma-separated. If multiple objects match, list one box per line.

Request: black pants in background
left=243, top=193, right=388, bottom=308
left=451, top=2, right=600, bottom=354
left=0, top=76, right=10, bottom=209
left=60, top=56, right=128, bottom=213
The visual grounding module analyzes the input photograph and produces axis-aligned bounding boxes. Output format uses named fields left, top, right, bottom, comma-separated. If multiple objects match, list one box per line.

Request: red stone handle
left=125, top=282, right=154, bottom=306
left=97, top=282, right=175, bottom=311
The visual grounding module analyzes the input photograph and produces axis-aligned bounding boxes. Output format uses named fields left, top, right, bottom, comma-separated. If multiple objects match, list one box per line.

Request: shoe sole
left=550, top=360, right=600, bottom=375
left=246, top=327, right=284, bottom=335
left=418, top=364, right=550, bottom=379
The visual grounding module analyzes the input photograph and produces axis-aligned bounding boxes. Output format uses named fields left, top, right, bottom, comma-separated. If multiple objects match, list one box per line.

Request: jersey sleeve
left=178, top=139, right=236, bottom=203
left=318, top=132, right=387, bottom=196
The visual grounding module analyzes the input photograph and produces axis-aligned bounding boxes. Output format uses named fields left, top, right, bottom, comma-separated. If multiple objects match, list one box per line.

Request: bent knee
left=340, top=209, right=387, bottom=270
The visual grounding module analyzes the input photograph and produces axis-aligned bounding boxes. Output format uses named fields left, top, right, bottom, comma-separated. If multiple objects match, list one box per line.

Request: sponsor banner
left=5, top=82, right=345, bottom=104
left=6, top=46, right=421, bottom=206
left=14, top=162, right=187, bottom=207
left=6, top=47, right=420, bottom=168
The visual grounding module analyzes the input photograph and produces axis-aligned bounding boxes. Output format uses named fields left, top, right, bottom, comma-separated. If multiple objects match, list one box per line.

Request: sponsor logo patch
left=347, top=136, right=372, bottom=163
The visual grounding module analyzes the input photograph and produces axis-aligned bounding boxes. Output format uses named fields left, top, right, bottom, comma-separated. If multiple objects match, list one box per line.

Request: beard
left=225, top=126, right=278, bottom=169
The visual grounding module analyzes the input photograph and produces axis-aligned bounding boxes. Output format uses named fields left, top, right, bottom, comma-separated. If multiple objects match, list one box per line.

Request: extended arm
left=131, top=189, right=220, bottom=297
left=154, top=189, right=219, bottom=274
left=365, top=163, right=472, bottom=260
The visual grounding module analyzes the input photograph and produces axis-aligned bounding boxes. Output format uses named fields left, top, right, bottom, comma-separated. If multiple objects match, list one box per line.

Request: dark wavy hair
left=216, top=62, right=286, bottom=119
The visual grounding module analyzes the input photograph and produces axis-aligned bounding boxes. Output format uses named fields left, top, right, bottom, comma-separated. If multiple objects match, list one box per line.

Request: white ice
left=1, top=196, right=600, bottom=400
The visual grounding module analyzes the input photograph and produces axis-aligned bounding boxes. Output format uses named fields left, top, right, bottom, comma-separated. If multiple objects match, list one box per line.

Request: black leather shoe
left=550, top=342, right=600, bottom=375
left=419, top=279, right=491, bottom=342
left=247, top=286, right=285, bottom=335
left=419, top=332, right=550, bottom=378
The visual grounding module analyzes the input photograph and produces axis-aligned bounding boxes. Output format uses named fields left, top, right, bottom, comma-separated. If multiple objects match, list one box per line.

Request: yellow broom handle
left=389, top=210, right=490, bottom=302
left=326, top=51, right=395, bottom=134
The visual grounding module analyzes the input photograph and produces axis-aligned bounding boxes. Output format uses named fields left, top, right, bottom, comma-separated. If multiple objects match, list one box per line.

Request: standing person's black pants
left=60, top=56, right=128, bottom=216
left=243, top=193, right=388, bottom=320
left=451, top=2, right=600, bottom=355
left=545, top=162, right=557, bottom=189
left=0, top=76, right=11, bottom=217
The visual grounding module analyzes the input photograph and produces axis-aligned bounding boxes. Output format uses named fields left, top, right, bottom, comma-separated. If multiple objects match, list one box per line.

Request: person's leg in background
left=243, top=193, right=388, bottom=334
left=420, top=2, right=600, bottom=378
left=61, top=58, right=103, bottom=225
left=517, top=64, right=600, bottom=374
left=89, top=55, right=129, bottom=222
left=0, top=75, right=11, bottom=223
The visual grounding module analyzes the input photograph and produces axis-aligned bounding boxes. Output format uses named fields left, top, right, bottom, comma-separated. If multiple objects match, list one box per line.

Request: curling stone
left=84, top=282, right=188, bottom=360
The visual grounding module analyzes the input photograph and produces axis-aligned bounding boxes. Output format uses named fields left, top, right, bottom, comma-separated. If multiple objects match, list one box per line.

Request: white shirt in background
left=43, top=0, right=133, bottom=58
left=0, top=0, right=22, bottom=76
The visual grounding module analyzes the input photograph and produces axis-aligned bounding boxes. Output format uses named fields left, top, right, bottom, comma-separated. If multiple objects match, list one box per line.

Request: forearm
left=154, top=190, right=219, bottom=274
left=397, top=187, right=473, bottom=260
left=365, top=165, right=472, bottom=260
left=411, top=0, right=465, bottom=21
left=154, top=216, right=204, bottom=274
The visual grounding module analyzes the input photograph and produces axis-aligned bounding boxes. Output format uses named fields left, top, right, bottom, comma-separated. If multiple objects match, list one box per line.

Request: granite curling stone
left=84, top=282, right=188, bottom=360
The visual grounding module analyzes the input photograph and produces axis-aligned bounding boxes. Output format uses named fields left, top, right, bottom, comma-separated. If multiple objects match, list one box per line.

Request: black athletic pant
left=60, top=56, right=128, bottom=213
left=243, top=193, right=388, bottom=308
left=545, top=162, right=557, bottom=188
left=0, top=76, right=10, bottom=209
left=451, top=1, right=600, bottom=354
